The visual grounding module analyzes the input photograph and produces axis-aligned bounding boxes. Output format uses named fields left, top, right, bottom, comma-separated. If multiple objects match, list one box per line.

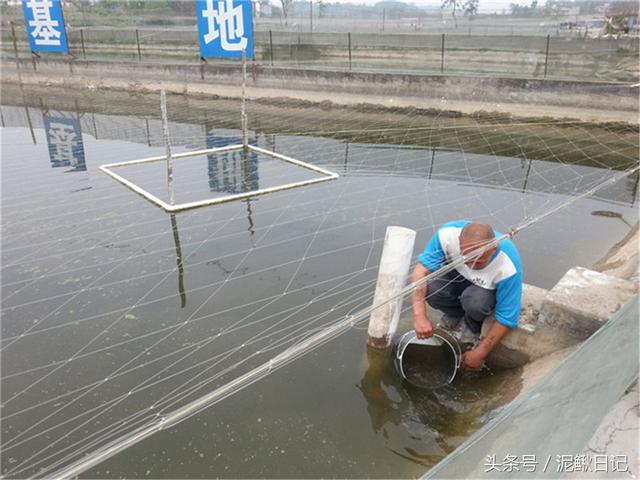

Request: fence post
left=440, top=33, right=445, bottom=73
left=80, top=28, right=86, bottom=59
left=269, top=30, right=274, bottom=66
left=66, top=27, right=73, bottom=73
left=348, top=32, right=352, bottom=70
left=10, top=21, right=22, bottom=77
left=543, top=34, right=550, bottom=79
left=135, top=29, right=142, bottom=61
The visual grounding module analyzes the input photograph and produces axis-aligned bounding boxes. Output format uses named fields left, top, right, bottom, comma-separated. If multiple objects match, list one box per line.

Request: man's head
left=459, top=222, right=497, bottom=270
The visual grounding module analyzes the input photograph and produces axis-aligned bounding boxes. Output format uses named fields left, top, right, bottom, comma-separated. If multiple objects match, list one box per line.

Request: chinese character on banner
left=43, top=116, right=86, bottom=171
left=196, top=0, right=254, bottom=59
left=21, top=0, right=69, bottom=53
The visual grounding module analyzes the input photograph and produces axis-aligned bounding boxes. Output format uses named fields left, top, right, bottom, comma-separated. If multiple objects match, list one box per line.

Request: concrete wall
left=2, top=57, right=638, bottom=115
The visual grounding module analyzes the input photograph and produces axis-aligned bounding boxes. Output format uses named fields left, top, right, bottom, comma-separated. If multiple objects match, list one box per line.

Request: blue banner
left=22, top=0, right=69, bottom=53
left=43, top=115, right=86, bottom=171
left=196, top=0, right=254, bottom=59
left=206, top=135, right=258, bottom=193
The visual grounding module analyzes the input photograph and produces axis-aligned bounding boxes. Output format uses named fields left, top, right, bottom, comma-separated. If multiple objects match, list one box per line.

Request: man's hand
left=462, top=321, right=511, bottom=371
left=462, top=348, right=485, bottom=371
left=413, top=314, right=434, bottom=339
left=410, top=264, right=433, bottom=339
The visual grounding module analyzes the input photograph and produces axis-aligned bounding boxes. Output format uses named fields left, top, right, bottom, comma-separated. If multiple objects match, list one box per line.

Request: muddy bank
left=593, top=222, right=639, bottom=281
left=2, top=82, right=638, bottom=172
left=1, top=57, right=638, bottom=124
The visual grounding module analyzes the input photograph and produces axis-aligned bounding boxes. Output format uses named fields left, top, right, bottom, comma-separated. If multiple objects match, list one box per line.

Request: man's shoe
left=459, top=324, right=480, bottom=345
left=439, top=314, right=462, bottom=330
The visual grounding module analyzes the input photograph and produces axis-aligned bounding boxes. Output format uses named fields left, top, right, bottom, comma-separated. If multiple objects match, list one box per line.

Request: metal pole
left=310, top=0, right=313, bottom=32
left=382, top=8, right=385, bottom=32
left=344, top=142, right=349, bottom=173
left=348, top=32, right=352, bottom=70
left=522, top=159, right=533, bottom=193
left=160, top=90, right=175, bottom=206
left=80, top=28, right=86, bottom=59
left=135, top=29, right=142, bottom=61
left=145, top=118, right=151, bottom=147
left=92, top=113, right=98, bottom=139
left=543, top=34, right=550, bottom=79
left=10, top=22, right=22, bottom=81
left=66, top=26, right=73, bottom=73
left=241, top=49, right=248, bottom=152
left=269, top=30, right=274, bottom=66
left=440, top=33, right=445, bottom=73
left=428, top=149, right=435, bottom=181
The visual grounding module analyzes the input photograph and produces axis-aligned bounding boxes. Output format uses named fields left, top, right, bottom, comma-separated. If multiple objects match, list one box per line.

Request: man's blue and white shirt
left=418, top=220, right=523, bottom=329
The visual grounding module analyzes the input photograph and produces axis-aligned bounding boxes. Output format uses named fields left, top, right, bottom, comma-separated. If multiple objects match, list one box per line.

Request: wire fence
left=1, top=23, right=638, bottom=82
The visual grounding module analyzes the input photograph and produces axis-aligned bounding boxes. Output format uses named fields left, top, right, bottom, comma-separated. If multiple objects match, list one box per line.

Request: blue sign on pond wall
left=22, top=0, right=69, bottom=53
left=196, top=0, right=254, bottom=59
left=43, top=115, right=86, bottom=171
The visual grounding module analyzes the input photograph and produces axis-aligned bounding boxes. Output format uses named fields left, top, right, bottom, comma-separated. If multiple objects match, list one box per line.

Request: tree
left=318, top=0, right=327, bottom=18
left=280, top=0, right=293, bottom=23
left=463, top=0, right=478, bottom=17
left=441, top=0, right=459, bottom=27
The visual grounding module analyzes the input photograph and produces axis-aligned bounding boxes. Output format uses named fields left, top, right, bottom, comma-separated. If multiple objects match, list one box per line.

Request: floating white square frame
left=100, top=144, right=339, bottom=212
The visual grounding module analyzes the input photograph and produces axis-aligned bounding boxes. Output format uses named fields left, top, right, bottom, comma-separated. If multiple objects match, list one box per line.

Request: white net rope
left=1, top=87, right=638, bottom=478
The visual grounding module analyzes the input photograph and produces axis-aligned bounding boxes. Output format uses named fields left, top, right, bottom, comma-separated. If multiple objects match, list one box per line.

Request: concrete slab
left=538, top=267, right=637, bottom=347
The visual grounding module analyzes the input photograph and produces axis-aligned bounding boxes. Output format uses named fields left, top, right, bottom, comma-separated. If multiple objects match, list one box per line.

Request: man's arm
left=462, top=272, right=522, bottom=370
left=462, top=322, right=510, bottom=370
left=410, top=263, right=434, bottom=339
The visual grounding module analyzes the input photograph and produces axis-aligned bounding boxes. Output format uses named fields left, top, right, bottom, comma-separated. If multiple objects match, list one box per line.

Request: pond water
left=1, top=89, right=637, bottom=478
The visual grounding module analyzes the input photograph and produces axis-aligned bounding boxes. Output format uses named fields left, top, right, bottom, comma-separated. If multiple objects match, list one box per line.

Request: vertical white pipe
left=160, top=89, right=174, bottom=205
left=367, top=226, right=416, bottom=348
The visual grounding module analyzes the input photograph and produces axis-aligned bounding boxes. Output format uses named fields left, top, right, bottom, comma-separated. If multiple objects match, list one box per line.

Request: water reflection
left=358, top=343, right=519, bottom=468
left=42, top=115, right=87, bottom=171
left=40, top=97, right=86, bottom=172
left=206, top=135, right=259, bottom=194
left=170, top=214, right=187, bottom=308
left=357, top=346, right=448, bottom=467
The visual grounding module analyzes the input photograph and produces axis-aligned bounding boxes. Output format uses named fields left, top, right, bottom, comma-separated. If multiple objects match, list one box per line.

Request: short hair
left=460, top=222, right=494, bottom=243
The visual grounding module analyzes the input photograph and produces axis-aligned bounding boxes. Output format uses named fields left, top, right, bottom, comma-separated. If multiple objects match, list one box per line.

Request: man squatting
left=410, top=220, right=523, bottom=371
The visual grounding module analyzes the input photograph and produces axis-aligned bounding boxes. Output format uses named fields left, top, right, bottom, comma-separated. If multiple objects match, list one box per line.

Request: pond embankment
left=1, top=57, right=639, bottom=123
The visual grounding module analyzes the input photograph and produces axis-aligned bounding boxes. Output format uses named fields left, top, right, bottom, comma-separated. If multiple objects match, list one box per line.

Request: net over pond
left=1, top=86, right=638, bottom=478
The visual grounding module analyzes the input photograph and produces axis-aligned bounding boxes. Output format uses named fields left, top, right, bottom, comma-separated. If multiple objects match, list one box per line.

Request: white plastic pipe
left=367, top=226, right=416, bottom=348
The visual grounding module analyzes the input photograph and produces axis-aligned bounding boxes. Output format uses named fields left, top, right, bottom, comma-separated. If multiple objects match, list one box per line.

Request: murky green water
left=1, top=87, right=637, bottom=478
